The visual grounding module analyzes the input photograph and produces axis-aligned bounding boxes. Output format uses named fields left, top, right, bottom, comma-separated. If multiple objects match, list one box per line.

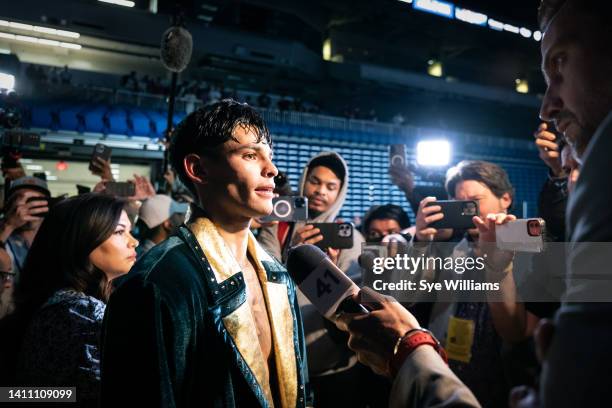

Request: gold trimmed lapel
left=187, top=217, right=297, bottom=408
left=248, top=233, right=298, bottom=408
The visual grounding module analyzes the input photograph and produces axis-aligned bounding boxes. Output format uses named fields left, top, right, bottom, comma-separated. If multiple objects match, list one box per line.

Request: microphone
left=160, top=25, right=193, bottom=72
left=287, top=244, right=368, bottom=319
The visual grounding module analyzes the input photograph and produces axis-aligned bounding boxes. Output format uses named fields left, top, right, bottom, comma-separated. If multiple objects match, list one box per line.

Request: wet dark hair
left=445, top=160, right=514, bottom=206
left=307, top=155, right=346, bottom=185
left=169, top=99, right=271, bottom=196
left=538, top=0, right=612, bottom=31
left=538, top=0, right=567, bottom=30
left=362, top=204, right=411, bottom=234
left=15, top=193, right=126, bottom=315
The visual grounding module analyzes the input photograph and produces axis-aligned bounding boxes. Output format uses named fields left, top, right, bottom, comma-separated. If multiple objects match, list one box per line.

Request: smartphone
left=89, top=143, right=112, bottom=172
left=76, top=184, right=91, bottom=195
left=26, top=196, right=68, bottom=217
left=308, top=222, right=354, bottom=250
left=105, top=181, right=135, bottom=197
left=425, top=200, right=479, bottom=230
left=26, top=196, right=49, bottom=218
left=496, top=218, right=545, bottom=253
left=389, top=144, right=406, bottom=167
left=259, top=196, right=309, bottom=222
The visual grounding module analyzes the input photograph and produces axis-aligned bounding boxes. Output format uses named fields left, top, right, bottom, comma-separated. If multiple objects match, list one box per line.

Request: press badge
left=445, top=316, right=475, bottom=363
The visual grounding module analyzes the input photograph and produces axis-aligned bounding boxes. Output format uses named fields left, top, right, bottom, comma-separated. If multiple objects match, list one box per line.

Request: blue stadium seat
left=107, top=107, right=128, bottom=135
left=59, top=104, right=80, bottom=132
left=129, top=109, right=152, bottom=137
left=148, top=110, right=167, bottom=138
left=19, top=98, right=548, bottom=220
left=29, top=104, right=54, bottom=129
left=173, top=112, right=185, bottom=125
left=81, top=105, right=109, bottom=134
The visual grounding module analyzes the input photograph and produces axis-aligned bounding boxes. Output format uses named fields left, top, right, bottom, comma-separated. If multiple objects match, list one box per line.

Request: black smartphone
left=389, top=144, right=406, bottom=167
left=89, top=143, right=112, bottom=172
left=105, top=181, right=135, bottom=197
left=26, top=196, right=49, bottom=218
left=425, top=200, right=479, bottom=229
left=308, top=222, right=354, bottom=250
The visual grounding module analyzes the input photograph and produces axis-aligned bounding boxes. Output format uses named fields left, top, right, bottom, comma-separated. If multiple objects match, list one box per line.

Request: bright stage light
left=0, top=72, right=16, bottom=91
left=417, top=140, right=451, bottom=166
left=98, top=0, right=136, bottom=7
left=413, top=0, right=454, bottom=18
left=515, top=78, right=529, bottom=94
left=533, top=31, right=542, bottom=41
left=427, top=59, right=443, bottom=77
left=455, top=8, right=487, bottom=26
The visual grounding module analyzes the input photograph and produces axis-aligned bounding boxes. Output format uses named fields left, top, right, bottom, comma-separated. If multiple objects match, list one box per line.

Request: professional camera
left=0, top=106, right=22, bottom=129
left=1, top=130, right=40, bottom=149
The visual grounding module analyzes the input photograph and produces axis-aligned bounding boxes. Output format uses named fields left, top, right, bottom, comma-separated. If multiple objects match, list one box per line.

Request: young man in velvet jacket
left=100, top=100, right=309, bottom=408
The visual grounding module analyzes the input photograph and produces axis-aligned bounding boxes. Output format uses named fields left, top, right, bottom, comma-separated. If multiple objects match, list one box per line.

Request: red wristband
left=389, top=328, right=448, bottom=378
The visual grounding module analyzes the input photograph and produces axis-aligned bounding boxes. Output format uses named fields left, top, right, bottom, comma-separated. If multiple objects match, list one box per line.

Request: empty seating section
left=25, top=100, right=186, bottom=138
left=20, top=99, right=547, bottom=221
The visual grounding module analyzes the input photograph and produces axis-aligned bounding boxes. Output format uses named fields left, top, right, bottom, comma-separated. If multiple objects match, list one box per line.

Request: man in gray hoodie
left=258, top=152, right=388, bottom=407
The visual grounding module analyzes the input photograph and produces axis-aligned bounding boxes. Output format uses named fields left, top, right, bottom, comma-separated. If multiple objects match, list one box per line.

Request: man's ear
left=162, top=219, right=173, bottom=232
left=500, top=192, right=512, bottom=212
left=184, top=154, right=208, bottom=186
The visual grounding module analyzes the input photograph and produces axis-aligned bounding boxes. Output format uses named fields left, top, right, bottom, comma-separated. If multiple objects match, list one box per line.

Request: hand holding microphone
left=334, top=287, right=421, bottom=377
left=287, top=245, right=443, bottom=379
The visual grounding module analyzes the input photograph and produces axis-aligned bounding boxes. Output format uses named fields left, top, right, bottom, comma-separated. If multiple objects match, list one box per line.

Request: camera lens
left=527, top=220, right=541, bottom=237
left=463, top=202, right=477, bottom=216
left=273, top=200, right=291, bottom=218
left=391, top=155, right=404, bottom=166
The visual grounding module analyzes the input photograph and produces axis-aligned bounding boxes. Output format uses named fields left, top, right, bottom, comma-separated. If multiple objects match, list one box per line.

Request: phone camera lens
left=527, top=220, right=541, bottom=237
left=274, top=200, right=291, bottom=218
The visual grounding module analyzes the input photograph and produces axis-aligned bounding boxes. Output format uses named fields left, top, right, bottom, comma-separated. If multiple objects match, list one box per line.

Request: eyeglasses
left=0, top=271, right=16, bottom=282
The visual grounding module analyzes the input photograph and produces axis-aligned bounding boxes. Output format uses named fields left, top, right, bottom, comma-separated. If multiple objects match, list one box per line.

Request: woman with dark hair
left=6, top=193, right=138, bottom=405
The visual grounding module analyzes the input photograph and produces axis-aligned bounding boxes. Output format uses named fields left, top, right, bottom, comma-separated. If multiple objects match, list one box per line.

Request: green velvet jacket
left=100, top=224, right=309, bottom=408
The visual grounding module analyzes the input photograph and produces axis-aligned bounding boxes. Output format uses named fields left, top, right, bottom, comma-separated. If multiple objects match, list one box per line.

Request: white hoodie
left=257, top=151, right=365, bottom=376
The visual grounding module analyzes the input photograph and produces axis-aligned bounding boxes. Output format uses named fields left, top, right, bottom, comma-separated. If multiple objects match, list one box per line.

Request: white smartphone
left=496, top=218, right=545, bottom=253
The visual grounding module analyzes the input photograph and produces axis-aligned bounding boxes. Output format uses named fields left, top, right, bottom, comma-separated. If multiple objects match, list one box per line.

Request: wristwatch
left=389, top=328, right=448, bottom=377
